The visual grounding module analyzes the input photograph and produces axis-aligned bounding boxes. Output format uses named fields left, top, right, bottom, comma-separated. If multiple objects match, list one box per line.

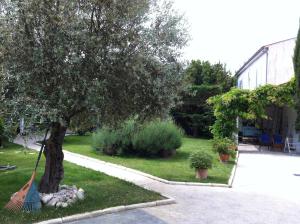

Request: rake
left=5, top=128, right=49, bottom=212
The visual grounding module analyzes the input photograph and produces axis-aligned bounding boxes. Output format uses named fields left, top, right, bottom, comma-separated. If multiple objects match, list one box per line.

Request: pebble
left=39, top=185, right=85, bottom=208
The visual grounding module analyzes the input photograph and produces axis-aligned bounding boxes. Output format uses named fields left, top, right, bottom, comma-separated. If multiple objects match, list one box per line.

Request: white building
left=236, top=37, right=297, bottom=150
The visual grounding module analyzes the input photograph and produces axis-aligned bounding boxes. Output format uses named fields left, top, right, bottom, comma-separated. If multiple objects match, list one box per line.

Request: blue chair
left=259, top=133, right=272, bottom=150
left=273, top=134, right=284, bottom=151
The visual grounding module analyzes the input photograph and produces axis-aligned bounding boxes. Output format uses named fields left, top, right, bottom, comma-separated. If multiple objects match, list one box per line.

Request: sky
left=173, top=0, right=300, bottom=73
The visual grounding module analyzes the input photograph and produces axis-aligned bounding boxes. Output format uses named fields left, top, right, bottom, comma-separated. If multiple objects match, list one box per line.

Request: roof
left=235, top=37, right=296, bottom=78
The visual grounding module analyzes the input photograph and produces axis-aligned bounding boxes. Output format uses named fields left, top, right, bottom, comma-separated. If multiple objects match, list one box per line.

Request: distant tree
left=171, top=60, right=235, bottom=137
left=294, top=22, right=300, bottom=130
left=0, top=0, right=188, bottom=193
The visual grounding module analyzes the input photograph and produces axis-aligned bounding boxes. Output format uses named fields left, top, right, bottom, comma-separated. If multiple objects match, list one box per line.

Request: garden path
left=14, top=136, right=300, bottom=224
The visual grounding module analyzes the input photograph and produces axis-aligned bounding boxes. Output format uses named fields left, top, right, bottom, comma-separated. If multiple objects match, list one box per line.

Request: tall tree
left=294, top=21, right=300, bottom=130
left=0, top=0, right=188, bottom=193
left=171, top=60, right=235, bottom=137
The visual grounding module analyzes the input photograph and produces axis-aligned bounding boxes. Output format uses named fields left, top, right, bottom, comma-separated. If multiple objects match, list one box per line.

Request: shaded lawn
left=0, top=142, right=162, bottom=224
left=63, top=135, right=235, bottom=184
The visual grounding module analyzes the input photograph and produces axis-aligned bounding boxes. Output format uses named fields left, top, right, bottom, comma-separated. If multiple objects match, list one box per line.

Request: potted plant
left=189, top=151, right=213, bottom=179
left=213, top=138, right=235, bottom=162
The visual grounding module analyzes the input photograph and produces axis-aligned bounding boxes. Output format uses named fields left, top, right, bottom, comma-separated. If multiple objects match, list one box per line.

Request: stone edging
left=35, top=197, right=175, bottom=224
left=228, top=151, right=239, bottom=187
left=35, top=142, right=239, bottom=188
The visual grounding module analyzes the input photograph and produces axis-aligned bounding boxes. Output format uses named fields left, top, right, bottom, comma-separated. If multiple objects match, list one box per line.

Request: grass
left=0, top=142, right=162, bottom=224
left=63, top=135, right=235, bottom=184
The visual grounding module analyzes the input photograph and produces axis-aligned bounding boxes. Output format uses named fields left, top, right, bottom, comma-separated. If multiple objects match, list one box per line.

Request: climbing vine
left=208, top=78, right=296, bottom=139
left=294, top=23, right=300, bottom=130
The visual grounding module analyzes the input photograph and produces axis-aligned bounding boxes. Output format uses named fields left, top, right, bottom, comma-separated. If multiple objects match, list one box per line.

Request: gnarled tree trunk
left=39, top=122, right=66, bottom=193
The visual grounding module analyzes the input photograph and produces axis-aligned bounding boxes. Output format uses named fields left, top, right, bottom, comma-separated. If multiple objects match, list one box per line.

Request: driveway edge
left=227, top=151, right=239, bottom=187
left=35, top=142, right=238, bottom=188
left=35, top=197, right=175, bottom=224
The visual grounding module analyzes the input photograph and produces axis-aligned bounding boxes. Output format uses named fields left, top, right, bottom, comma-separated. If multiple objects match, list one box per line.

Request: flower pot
left=196, top=168, right=208, bottom=179
left=219, top=153, right=230, bottom=163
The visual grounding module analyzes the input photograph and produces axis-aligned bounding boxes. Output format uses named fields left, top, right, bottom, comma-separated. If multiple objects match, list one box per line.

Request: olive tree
left=0, top=0, right=188, bottom=193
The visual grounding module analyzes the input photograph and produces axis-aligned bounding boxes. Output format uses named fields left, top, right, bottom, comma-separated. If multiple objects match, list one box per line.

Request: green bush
left=92, top=128, right=120, bottom=155
left=189, top=151, right=213, bottom=169
left=117, top=119, right=140, bottom=154
left=132, top=120, right=183, bottom=157
left=92, top=119, right=139, bottom=155
left=213, top=138, right=235, bottom=156
left=0, top=117, right=4, bottom=147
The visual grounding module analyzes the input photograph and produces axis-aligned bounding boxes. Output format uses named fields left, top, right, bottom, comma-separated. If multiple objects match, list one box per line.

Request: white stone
left=47, top=198, right=59, bottom=207
left=59, top=185, right=69, bottom=190
left=38, top=185, right=84, bottom=208
left=76, top=188, right=85, bottom=200
left=56, top=202, right=62, bottom=208
left=41, top=194, right=53, bottom=204
left=67, top=198, right=75, bottom=204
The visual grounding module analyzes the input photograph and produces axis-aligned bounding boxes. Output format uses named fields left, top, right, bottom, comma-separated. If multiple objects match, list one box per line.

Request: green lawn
left=63, top=135, right=235, bottom=184
left=0, top=142, right=162, bottom=224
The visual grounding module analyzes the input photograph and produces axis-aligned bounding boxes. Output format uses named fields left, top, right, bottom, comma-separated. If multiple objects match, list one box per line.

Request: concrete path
left=14, top=137, right=300, bottom=224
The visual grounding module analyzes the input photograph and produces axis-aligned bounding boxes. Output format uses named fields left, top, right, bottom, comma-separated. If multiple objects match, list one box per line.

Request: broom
left=5, top=128, right=49, bottom=212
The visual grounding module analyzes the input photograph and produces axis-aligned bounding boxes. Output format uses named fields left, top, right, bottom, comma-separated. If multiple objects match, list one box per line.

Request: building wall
left=267, top=40, right=295, bottom=85
left=237, top=54, right=267, bottom=90
left=237, top=38, right=295, bottom=90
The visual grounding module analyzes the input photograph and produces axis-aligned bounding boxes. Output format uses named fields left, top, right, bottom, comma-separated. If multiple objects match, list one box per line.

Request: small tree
left=171, top=60, right=235, bottom=137
left=0, top=0, right=188, bottom=193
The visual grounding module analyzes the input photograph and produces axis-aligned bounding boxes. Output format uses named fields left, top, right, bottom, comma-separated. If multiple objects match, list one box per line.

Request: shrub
left=92, top=118, right=139, bottom=155
left=92, top=128, right=120, bottom=155
left=132, top=120, right=183, bottom=157
left=189, top=151, right=213, bottom=169
left=0, top=117, right=4, bottom=147
left=213, top=137, right=236, bottom=157
left=117, top=119, right=140, bottom=154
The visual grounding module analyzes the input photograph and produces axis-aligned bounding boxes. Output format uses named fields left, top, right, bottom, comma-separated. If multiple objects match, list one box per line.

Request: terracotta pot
left=219, top=153, right=230, bottom=162
left=196, top=168, right=208, bottom=179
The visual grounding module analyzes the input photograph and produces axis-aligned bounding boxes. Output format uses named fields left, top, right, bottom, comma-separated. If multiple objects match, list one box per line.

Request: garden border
left=63, top=149, right=240, bottom=188
left=35, top=197, right=175, bottom=224
left=36, top=142, right=239, bottom=188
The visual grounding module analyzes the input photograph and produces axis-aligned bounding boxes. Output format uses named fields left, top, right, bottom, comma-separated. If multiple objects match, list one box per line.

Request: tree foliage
left=171, top=60, right=235, bottom=137
left=294, top=22, right=300, bottom=130
left=0, top=0, right=188, bottom=128
left=208, top=78, right=296, bottom=139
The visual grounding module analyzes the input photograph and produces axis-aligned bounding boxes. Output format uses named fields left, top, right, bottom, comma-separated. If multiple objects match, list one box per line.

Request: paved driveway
left=70, top=150, right=300, bottom=224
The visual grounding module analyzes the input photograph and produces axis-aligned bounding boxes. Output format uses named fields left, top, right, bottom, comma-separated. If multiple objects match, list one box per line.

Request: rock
left=39, top=185, right=84, bottom=207
left=76, top=188, right=85, bottom=200
left=59, top=185, right=69, bottom=190
left=56, top=202, right=62, bottom=208
left=40, top=194, right=53, bottom=204
left=47, top=198, right=59, bottom=207
left=67, top=198, right=75, bottom=204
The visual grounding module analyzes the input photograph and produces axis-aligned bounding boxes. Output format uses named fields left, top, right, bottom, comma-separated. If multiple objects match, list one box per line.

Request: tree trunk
left=39, top=122, right=66, bottom=193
